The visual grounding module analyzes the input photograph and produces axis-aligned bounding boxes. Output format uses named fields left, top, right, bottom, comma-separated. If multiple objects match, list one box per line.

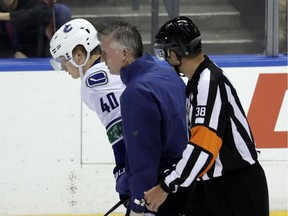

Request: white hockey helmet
left=49, top=18, right=100, bottom=70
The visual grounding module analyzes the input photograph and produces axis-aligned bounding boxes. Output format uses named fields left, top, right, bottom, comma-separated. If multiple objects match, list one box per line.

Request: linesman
left=144, top=16, right=269, bottom=216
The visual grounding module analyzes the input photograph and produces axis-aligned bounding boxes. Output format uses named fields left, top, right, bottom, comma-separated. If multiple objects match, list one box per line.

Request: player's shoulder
left=85, top=62, right=110, bottom=78
left=88, top=62, right=108, bottom=73
left=84, top=62, right=123, bottom=88
left=83, top=63, right=109, bottom=87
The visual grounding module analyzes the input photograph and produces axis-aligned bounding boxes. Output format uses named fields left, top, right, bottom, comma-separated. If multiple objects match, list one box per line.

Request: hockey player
left=49, top=18, right=128, bottom=209
left=144, top=16, right=269, bottom=216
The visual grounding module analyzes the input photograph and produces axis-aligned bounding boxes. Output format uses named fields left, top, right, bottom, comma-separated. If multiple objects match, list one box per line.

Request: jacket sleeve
left=10, top=1, right=51, bottom=29
left=121, top=88, right=162, bottom=213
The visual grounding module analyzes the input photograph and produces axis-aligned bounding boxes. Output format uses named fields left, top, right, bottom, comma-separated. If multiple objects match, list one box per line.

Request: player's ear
left=73, top=48, right=86, bottom=63
left=76, top=49, right=83, bottom=57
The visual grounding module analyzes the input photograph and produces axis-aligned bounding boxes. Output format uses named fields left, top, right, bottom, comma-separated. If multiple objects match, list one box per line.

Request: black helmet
left=154, top=16, right=201, bottom=61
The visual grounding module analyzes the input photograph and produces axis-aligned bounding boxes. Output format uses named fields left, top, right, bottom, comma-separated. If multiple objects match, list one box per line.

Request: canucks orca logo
left=86, top=71, right=108, bottom=87
left=63, top=24, right=73, bottom=33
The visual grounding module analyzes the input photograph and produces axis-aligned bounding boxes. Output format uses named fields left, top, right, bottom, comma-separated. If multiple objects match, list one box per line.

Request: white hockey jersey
left=81, top=61, right=126, bottom=146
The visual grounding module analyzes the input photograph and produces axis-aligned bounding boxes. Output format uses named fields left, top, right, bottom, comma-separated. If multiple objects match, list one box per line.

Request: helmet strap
left=79, top=66, right=84, bottom=78
left=70, top=50, right=91, bottom=77
left=172, top=55, right=185, bottom=77
left=176, top=37, right=189, bottom=56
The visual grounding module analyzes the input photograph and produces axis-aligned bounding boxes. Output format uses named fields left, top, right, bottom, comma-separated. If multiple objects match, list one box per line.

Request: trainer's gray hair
left=100, top=20, right=143, bottom=58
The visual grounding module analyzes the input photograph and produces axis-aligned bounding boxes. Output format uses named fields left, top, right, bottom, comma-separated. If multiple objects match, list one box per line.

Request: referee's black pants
left=185, top=161, right=269, bottom=216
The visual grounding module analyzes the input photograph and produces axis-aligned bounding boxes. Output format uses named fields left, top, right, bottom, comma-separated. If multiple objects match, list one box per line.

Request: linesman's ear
left=167, top=50, right=181, bottom=65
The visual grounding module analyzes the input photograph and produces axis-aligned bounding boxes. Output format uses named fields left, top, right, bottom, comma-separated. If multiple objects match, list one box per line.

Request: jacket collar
left=120, top=53, right=155, bottom=85
left=186, top=55, right=212, bottom=97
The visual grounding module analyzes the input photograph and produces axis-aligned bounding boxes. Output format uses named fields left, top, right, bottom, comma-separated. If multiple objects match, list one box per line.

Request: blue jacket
left=120, top=53, right=188, bottom=213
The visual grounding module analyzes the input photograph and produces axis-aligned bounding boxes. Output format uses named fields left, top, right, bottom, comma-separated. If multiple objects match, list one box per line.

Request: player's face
left=101, top=36, right=124, bottom=75
left=66, top=63, right=80, bottom=79
left=60, top=58, right=80, bottom=79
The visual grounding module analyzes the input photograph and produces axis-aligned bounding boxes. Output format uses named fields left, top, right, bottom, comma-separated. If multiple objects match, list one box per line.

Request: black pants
left=185, top=161, right=269, bottom=216
left=152, top=186, right=191, bottom=216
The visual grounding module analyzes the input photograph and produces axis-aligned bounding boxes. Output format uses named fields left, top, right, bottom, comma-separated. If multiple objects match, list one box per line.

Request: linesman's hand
left=144, top=184, right=168, bottom=212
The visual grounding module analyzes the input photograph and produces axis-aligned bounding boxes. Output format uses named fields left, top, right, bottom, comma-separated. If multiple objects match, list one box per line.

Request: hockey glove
left=116, top=169, right=130, bottom=196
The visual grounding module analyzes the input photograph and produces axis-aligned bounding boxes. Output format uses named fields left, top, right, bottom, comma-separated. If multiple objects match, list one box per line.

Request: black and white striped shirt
left=160, top=55, right=258, bottom=193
